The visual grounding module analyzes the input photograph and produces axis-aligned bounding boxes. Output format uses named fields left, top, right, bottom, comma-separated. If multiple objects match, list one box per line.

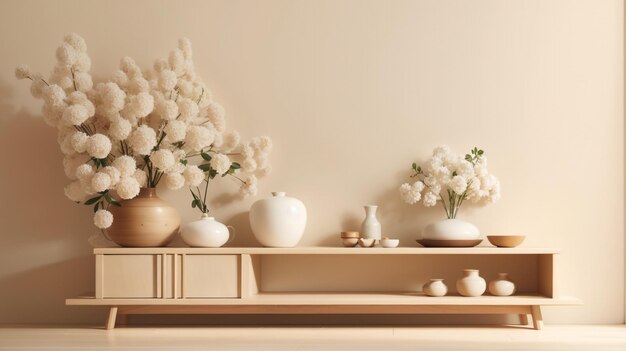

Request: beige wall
left=0, top=0, right=623, bottom=325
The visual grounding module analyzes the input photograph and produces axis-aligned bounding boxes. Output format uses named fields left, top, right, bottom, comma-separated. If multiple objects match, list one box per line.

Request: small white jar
left=423, top=279, right=448, bottom=297
left=456, top=269, right=486, bottom=297
left=488, top=273, right=516, bottom=296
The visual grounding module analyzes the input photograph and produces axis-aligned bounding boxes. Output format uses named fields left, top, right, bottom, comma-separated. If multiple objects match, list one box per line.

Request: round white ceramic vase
left=423, top=279, right=448, bottom=297
left=250, top=192, right=307, bottom=247
left=422, top=218, right=480, bottom=240
left=456, top=269, right=486, bottom=297
left=361, top=205, right=381, bottom=240
left=180, top=214, right=235, bottom=248
left=488, top=273, right=516, bottom=296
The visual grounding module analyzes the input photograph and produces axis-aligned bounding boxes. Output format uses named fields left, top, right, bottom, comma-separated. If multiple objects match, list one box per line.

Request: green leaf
left=478, top=149, right=484, bottom=155
left=230, top=162, right=241, bottom=170
left=104, top=192, right=113, bottom=203
left=198, top=163, right=211, bottom=172
left=180, top=159, right=188, bottom=166
left=201, top=152, right=212, bottom=161
left=84, top=196, right=102, bottom=205
left=209, top=169, right=218, bottom=178
left=191, top=200, right=197, bottom=208
left=93, top=202, right=100, bottom=213
left=110, top=200, right=121, bottom=207
left=412, top=162, right=417, bottom=170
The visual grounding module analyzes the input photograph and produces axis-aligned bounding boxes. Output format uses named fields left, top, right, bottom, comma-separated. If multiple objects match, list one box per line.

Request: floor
left=1, top=325, right=625, bottom=351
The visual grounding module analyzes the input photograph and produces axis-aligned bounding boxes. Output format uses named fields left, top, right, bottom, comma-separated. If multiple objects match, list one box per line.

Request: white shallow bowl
left=380, top=238, right=399, bottom=248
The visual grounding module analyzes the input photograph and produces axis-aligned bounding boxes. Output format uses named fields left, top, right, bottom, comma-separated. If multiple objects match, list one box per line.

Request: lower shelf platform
left=66, top=292, right=581, bottom=331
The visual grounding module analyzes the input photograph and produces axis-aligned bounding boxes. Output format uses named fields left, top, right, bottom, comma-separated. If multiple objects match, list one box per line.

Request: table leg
left=105, top=306, right=118, bottom=330
left=531, top=305, right=543, bottom=330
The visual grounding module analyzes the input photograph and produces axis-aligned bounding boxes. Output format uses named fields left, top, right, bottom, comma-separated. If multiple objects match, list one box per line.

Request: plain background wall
left=0, top=0, right=623, bottom=325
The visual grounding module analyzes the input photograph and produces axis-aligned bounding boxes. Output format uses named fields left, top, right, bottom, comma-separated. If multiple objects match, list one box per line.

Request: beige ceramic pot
left=456, top=269, right=486, bottom=297
left=488, top=273, right=516, bottom=296
left=106, top=188, right=181, bottom=247
left=423, top=279, right=448, bottom=297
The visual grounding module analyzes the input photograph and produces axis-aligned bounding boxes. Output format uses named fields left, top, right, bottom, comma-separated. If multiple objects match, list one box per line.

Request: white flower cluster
left=17, top=34, right=273, bottom=229
left=399, top=145, right=500, bottom=217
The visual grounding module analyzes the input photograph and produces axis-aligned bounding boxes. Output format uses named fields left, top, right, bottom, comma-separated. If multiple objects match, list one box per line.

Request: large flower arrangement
left=16, top=34, right=271, bottom=229
left=399, top=146, right=500, bottom=218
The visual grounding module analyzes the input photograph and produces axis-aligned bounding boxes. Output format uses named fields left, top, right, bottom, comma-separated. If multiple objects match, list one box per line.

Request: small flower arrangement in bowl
left=399, top=145, right=500, bottom=241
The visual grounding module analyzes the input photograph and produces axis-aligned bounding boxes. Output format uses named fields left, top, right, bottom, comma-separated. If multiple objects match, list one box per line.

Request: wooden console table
left=66, top=247, right=581, bottom=330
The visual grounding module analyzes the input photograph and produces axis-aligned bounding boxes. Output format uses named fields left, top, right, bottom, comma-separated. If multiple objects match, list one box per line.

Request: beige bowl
left=341, top=231, right=360, bottom=238
left=379, top=238, right=399, bottom=248
left=487, top=235, right=526, bottom=248
left=358, top=238, right=376, bottom=247
left=341, top=238, right=359, bottom=247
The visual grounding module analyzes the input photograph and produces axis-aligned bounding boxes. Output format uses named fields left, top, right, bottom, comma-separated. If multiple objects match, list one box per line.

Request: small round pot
left=180, top=214, right=235, bottom=248
left=488, top=273, right=516, bottom=296
left=456, top=269, right=486, bottom=297
left=423, top=279, right=448, bottom=297
left=106, top=188, right=180, bottom=247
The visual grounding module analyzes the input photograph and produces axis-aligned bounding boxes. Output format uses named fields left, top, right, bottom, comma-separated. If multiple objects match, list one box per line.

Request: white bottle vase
left=360, top=205, right=381, bottom=240
left=422, top=218, right=480, bottom=240
left=423, top=279, right=448, bottom=297
left=488, top=273, right=516, bottom=296
left=180, top=214, right=235, bottom=248
left=250, top=192, right=307, bottom=247
left=456, top=269, right=486, bottom=297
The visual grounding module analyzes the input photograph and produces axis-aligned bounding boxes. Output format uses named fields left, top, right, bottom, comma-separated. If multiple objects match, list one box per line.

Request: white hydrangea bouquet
left=16, top=33, right=271, bottom=230
left=400, top=146, right=500, bottom=218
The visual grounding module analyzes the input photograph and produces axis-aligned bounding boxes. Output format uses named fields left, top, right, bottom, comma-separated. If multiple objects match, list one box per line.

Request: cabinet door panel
left=103, top=255, right=161, bottom=298
left=184, top=255, right=240, bottom=298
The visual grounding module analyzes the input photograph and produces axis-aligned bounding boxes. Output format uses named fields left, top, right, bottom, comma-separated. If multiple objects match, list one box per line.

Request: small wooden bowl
left=487, top=235, right=525, bottom=248
left=341, top=231, right=360, bottom=239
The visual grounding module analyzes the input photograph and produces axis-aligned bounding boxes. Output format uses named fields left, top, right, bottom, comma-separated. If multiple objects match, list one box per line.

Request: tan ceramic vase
left=105, top=188, right=181, bottom=247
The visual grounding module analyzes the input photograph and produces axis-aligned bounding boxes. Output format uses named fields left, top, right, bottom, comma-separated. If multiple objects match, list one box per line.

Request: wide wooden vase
left=105, top=188, right=181, bottom=247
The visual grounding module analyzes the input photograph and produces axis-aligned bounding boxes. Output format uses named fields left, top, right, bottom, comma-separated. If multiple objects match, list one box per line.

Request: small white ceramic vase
left=423, top=279, right=448, bottom=297
left=422, top=218, right=480, bottom=240
left=180, top=214, right=235, bottom=248
left=250, top=192, right=307, bottom=247
left=361, top=205, right=381, bottom=240
left=456, top=269, right=486, bottom=297
left=488, top=273, right=516, bottom=296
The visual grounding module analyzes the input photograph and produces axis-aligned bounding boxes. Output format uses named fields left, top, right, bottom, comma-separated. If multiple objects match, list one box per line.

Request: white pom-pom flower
left=75, top=163, right=95, bottom=181
left=116, top=176, right=140, bottom=199
left=423, top=191, right=438, bottom=207
left=211, top=154, right=232, bottom=174
left=62, top=104, right=89, bottom=126
left=177, top=98, right=198, bottom=120
left=91, top=172, right=112, bottom=192
left=185, top=125, right=214, bottom=151
left=56, top=43, right=78, bottom=66
left=449, top=175, right=468, bottom=194
left=164, top=120, right=186, bottom=142
left=220, top=131, right=240, bottom=152
left=94, top=209, right=113, bottom=229
left=150, top=149, right=175, bottom=170
left=133, top=169, right=148, bottom=187
left=101, top=166, right=121, bottom=186
left=86, top=134, right=112, bottom=159
left=164, top=172, right=185, bottom=190
left=112, top=155, right=137, bottom=177
left=205, top=103, right=226, bottom=132
left=238, top=174, right=258, bottom=198
left=15, top=64, right=31, bottom=80
left=158, top=70, right=177, bottom=91
left=70, top=131, right=89, bottom=153
left=183, top=165, right=204, bottom=187
left=128, top=125, right=157, bottom=155
left=74, top=72, right=93, bottom=92
left=64, top=33, right=87, bottom=52
left=155, top=98, right=178, bottom=120
left=108, top=117, right=132, bottom=141
left=64, top=181, right=87, bottom=202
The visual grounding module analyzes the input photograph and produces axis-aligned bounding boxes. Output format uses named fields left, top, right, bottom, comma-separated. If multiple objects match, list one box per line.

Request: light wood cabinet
left=68, top=247, right=581, bottom=330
